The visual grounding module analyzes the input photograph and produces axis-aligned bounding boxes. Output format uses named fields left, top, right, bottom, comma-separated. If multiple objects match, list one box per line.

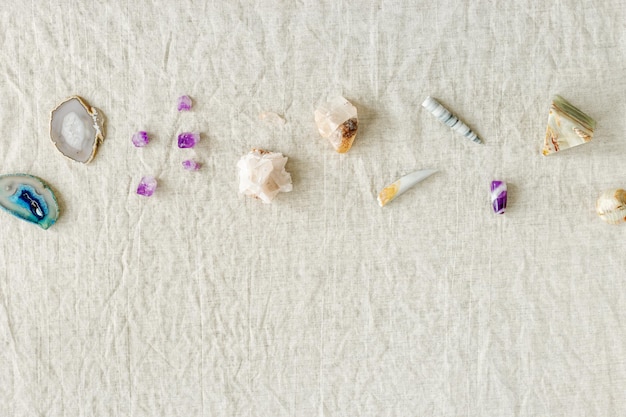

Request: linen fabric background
left=1, top=1, right=625, bottom=416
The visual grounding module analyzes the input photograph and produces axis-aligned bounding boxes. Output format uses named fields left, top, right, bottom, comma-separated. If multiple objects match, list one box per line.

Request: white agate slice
left=377, top=169, right=437, bottom=207
left=237, top=149, right=293, bottom=203
left=50, top=96, right=105, bottom=163
left=596, top=189, right=626, bottom=224
left=314, top=96, right=358, bottom=153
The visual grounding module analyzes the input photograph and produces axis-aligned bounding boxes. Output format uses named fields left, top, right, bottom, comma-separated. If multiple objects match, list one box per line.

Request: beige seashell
left=596, top=189, right=626, bottom=224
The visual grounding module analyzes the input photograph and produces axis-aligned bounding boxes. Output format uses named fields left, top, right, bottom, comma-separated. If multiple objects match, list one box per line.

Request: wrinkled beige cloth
left=1, top=1, right=625, bottom=416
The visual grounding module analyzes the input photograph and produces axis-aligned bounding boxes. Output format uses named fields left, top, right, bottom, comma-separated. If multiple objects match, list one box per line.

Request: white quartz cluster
left=237, top=149, right=292, bottom=203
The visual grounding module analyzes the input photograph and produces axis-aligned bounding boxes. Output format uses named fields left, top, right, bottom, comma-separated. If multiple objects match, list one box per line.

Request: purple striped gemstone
left=490, top=180, right=507, bottom=214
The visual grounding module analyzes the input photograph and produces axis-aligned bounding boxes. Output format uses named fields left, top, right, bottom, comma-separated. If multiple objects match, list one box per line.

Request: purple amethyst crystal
left=182, top=159, right=201, bottom=171
left=177, top=132, right=200, bottom=148
left=177, top=95, right=192, bottom=111
left=132, top=131, right=149, bottom=147
left=490, top=180, right=507, bottom=214
left=136, top=176, right=157, bottom=197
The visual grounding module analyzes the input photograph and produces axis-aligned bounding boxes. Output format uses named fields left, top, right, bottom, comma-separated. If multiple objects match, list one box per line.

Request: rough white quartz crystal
left=237, top=149, right=292, bottom=203
left=314, top=96, right=358, bottom=153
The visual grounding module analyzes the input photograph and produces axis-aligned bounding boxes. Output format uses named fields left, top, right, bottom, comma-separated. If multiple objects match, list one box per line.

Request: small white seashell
left=314, top=96, right=358, bottom=153
left=377, top=169, right=437, bottom=207
left=596, top=189, right=626, bottom=224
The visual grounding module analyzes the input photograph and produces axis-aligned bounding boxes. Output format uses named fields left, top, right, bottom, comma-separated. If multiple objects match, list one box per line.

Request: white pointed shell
left=377, top=169, right=437, bottom=207
left=50, top=96, right=105, bottom=163
left=596, top=189, right=626, bottom=224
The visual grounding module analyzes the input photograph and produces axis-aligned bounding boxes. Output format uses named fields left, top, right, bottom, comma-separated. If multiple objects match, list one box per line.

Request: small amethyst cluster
left=182, top=159, right=201, bottom=171
left=133, top=95, right=202, bottom=197
left=177, top=95, right=192, bottom=112
left=136, top=176, right=157, bottom=197
left=177, top=132, right=200, bottom=148
left=132, top=131, right=150, bottom=147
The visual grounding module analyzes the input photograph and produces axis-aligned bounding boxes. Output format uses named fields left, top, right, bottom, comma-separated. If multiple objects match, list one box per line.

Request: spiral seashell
left=421, top=96, right=482, bottom=144
left=596, top=189, right=626, bottom=224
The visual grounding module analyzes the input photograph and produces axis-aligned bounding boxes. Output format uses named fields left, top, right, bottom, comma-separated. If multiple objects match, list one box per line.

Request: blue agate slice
left=0, top=174, right=59, bottom=229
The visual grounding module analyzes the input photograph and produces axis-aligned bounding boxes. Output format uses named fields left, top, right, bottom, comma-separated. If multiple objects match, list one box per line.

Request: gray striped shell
left=422, top=96, right=482, bottom=144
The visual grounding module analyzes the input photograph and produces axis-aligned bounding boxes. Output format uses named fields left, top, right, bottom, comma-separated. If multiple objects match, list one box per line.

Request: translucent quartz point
left=259, top=111, right=285, bottom=126
left=136, top=176, right=157, bottom=197
left=377, top=169, right=437, bottom=207
left=0, top=174, right=59, bottom=229
left=314, top=96, right=358, bottom=153
left=237, top=149, right=292, bottom=203
left=542, top=95, right=595, bottom=155
left=50, top=96, right=105, bottom=163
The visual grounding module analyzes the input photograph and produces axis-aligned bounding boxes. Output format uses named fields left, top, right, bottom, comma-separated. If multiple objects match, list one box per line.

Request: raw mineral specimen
left=237, top=149, right=292, bottom=203
left=490, top=181, right=507, bottom=214
left=182, top=160, right=201, bottom=171
left=0, top=174, right=59, bottom=229
left=377, top=169, right=437, bottom=207
left=596, top=188, right=626, bottom=224
left=136, top=176, right=157, bottom=197
left=177, top=95, right=192, bottom=111
left=314, top=96, right=358, bottom=153
left=178, top=132, right=200, bottom=148
left=542, top=95, right=596, bottom=155
left=50, top=96, right=105, bottom=163
left=132, top=131, right=149, bottom=147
